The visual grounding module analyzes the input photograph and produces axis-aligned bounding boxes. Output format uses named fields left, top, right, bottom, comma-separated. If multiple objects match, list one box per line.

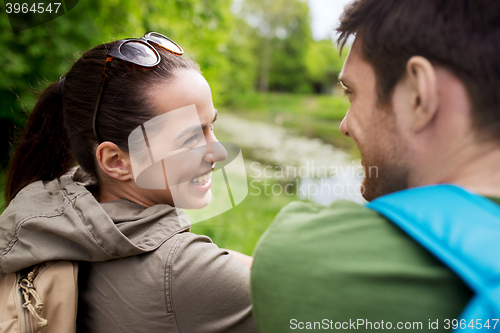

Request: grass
left=226, top=92, right=350, bottom=121
left=190, top=179, right=296, bottom=256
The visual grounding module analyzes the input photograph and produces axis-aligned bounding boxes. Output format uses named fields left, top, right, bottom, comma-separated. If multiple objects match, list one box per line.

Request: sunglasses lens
left=147, top=32, right=184, bottom=55
left=120, top=41, right=158, bottom=66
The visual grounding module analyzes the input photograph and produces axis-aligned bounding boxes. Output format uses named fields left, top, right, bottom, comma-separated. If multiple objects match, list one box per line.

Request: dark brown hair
left=5, top=40, right=199, bottom=204
left=337, top=0, right=500, bottom=140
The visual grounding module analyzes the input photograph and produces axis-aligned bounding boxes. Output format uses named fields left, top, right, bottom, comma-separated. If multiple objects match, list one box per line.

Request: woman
left=1, top=32, right=256, bottom=332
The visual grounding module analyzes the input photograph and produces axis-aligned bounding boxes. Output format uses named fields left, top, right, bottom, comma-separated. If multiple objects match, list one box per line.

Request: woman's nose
left=205, top=140, right=228, bottom=164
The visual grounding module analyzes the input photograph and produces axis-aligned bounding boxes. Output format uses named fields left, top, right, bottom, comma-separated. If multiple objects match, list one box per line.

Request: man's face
left=339, top=38, right=409, bottom=201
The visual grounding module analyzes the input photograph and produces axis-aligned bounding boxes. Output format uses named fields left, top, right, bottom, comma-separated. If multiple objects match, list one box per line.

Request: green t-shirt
left=250, top=198, right=499, bottom=332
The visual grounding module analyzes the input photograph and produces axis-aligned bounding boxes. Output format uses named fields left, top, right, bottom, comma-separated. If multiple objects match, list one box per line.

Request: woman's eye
left=183, top=133, right=201, bottom=147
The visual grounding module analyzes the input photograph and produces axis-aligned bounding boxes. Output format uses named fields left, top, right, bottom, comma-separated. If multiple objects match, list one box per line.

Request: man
left=250, top=0, right=500, bottom=331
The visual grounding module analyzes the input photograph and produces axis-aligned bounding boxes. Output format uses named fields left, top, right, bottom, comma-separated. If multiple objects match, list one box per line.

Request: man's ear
left=405, top=56, right=439, bottom=133
left=95, top=142, right=134, bottom=181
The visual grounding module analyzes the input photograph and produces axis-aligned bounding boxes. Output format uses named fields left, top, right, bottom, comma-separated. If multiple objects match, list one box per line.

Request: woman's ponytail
left=4, top=81, right=75, bottom=204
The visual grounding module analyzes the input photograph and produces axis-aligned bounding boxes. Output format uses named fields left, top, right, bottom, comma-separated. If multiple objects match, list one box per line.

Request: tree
left=305, top=39, right=348, bottom=94
left=239, top=0, right=312, bottom=92
left=267, top=0, right=312, bottom=93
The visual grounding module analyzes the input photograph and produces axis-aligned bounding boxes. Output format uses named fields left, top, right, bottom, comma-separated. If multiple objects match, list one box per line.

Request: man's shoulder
left=272, top=199, right=377, bottom=223
left=254, top=199, right=410, bottom=256
left=251, top=199, right=472, bottom=332
left=253, top=198, right=455, bottom=272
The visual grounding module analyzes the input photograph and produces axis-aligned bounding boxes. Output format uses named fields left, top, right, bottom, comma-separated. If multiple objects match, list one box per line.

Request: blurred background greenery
left=0, top=0, right=354, bottom=255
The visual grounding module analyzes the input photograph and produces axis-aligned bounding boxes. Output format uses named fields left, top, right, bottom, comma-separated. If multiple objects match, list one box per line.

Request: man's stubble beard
left=361, top=156, right=409, bottom=201
left=359, top=115, right=410, bottom=202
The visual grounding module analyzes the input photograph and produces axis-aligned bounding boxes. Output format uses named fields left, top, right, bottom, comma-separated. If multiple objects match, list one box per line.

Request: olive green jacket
left=0, top=172, right=256, bottom=332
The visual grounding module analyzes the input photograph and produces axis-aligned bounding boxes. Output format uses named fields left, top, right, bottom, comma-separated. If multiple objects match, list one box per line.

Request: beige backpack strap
left=19, top=266, right=48, bottom=328
left=31, top=261, right=79, bottom=333
left=0, top=261, right=79, bottom=333
left=0, top=270, right=22, bottom=332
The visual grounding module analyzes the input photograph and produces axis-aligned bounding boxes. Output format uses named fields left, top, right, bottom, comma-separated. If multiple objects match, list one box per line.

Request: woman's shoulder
left=158, top=231, right=255, bottom=332
left=156, top=231, right=250, bottom=283
left=79, top=230, right=255, bottom=332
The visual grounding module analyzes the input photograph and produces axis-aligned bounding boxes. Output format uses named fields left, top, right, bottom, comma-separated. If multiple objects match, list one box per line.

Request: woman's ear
left=405, top=56, right=439, bottom=133
left=95, top=142, right=134, bottom=181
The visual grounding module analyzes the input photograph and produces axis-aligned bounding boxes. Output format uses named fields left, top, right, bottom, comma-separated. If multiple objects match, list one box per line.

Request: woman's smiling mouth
left=189, top=170, right=213, bottom=191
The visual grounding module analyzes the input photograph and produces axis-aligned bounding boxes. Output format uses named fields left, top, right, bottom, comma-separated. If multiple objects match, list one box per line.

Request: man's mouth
left=190, top=170, right=212, bottom=185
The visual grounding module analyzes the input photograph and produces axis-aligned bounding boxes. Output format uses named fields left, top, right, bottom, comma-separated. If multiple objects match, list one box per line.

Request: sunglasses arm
left=93, top=56, right=113, bottom=143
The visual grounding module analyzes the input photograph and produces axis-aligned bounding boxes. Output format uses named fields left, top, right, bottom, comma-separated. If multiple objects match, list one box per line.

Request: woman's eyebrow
left=212, top=109, right=218, bottom=124
left=201, top=109, right=218, bottom=130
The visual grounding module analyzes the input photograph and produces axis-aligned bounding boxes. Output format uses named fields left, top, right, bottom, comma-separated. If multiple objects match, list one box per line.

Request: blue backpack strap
left=366, top=184, right=500, bottom=332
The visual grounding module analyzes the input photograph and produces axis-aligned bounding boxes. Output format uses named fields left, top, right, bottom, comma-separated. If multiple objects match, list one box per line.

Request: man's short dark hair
left=337, top=0, right=500, bottom=142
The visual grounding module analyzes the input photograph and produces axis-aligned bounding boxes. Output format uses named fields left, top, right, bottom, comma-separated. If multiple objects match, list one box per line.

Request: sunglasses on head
left=93, top=31, right=184, bottom=143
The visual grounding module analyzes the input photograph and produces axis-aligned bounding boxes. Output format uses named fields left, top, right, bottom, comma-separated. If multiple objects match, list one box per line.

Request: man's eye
left=342, top=89, right=353, bottom=97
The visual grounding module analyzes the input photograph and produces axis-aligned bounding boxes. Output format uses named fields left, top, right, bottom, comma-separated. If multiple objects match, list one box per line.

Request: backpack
left=0, top=261, right=78, bottom=333
left=367, top=185, right=500, bottom=332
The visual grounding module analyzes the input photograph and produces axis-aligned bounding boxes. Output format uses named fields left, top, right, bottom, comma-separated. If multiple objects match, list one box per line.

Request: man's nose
left=339, top=112, right=350, bottom=137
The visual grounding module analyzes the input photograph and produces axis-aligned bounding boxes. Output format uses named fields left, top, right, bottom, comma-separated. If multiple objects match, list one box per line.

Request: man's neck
left=412, top=140, right=500, bottom=198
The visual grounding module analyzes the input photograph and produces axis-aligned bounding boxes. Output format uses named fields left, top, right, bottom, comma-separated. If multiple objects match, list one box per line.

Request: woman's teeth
left=191, top=172, right=211, bottom=185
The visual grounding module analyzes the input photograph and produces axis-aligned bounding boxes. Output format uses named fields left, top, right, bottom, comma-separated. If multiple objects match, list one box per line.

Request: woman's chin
left=174, top=189, right=213, bottom=209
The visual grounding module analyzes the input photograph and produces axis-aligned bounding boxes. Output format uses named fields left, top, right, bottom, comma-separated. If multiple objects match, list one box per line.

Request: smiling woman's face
left=131, top=69, right=227, bottom=208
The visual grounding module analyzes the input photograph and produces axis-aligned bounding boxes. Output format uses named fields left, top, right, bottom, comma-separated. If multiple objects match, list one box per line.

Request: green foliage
left=0, top=0, right=241, bottom=123
left=267, top=0, right=312, bottom=93
left=220, top=17, right=259, bottom=98
left=0, top=0, right=348, bottom=125
left=239, top=0, right=313, bottom=92
left=306, top=40, right=348, bottom=93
